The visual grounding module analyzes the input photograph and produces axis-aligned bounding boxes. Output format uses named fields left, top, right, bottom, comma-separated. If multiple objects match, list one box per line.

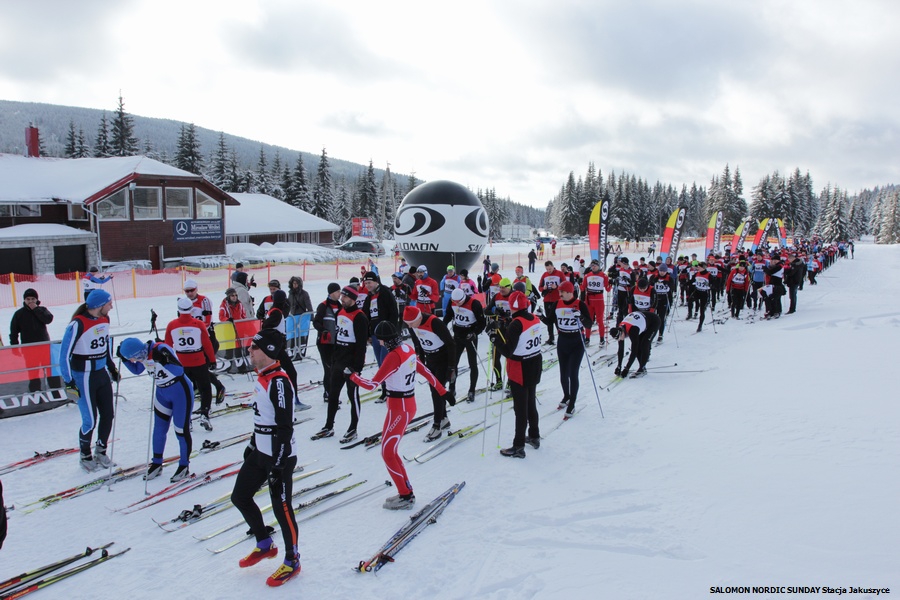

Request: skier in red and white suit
left=580, top=259, right=611, bottom=345
left=349, top=321, right=448, bottom=510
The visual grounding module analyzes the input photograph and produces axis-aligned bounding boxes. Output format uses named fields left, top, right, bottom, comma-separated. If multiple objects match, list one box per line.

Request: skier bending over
left=610, top=310, right=661, bottom=378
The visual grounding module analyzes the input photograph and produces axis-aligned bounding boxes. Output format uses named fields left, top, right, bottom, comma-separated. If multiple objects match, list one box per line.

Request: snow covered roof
left=0, top=223, right=95, bottom=239
left=226, top=193, right=339, bottom=235
left=0, top=153, right=209, bottom=204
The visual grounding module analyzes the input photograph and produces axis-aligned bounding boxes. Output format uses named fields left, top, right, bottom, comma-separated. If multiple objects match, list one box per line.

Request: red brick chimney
left=25, top=124, right=40, bottom=157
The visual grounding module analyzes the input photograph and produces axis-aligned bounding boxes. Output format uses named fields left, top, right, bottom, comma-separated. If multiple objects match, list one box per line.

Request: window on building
left=133, top=187, right=162, bottom=220
left=195, top=190, right=221, bottom=218
left=96, top=190, right=129, bottom=220
left=0, top=204, right=43, bottom=217
left=166, top=188, right=192, bottom=219
left=68, top=204, right=88, bottom=221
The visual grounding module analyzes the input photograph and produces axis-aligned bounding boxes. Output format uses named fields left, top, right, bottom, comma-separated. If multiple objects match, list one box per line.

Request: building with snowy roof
left=226, top=192, right=339, bottom=246
left=0, top=153, right=236, bottom=273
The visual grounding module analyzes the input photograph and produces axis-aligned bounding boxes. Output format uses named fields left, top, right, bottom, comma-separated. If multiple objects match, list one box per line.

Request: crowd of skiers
left=37, top=236, right=850, bottom=586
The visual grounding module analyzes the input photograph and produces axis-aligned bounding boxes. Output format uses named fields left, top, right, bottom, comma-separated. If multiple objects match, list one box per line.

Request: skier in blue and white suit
left=59, top=289, right=120, bottom=472
left=118, top=337, right=194, bottom=483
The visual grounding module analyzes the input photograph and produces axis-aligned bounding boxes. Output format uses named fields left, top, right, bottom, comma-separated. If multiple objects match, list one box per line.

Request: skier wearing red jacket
left=538, top=261, right=565, bottom=345
left=725, top=261, right=751, bottom=319
left=412, top=266, right=440, bottom=315
left=580, top=259, right=611, bottom=346
left=349, top=321, right=448, bottom=510
left=165, top=297, right=217, bottom=430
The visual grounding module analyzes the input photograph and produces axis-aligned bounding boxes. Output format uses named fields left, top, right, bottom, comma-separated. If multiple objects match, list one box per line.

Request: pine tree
left=110, top=95, right=139, bottom=156
left=330, top=179, right=350, bottom=241
left=222, top=150, right=241, bottom=193
left=405, top=172, right=419, bottom=196
left=818, top=185, right=850, bottom=242
left=292, top=155, right=312, bottom=212
left=750, top=174, right=775, bottom=222
left=75, top=127, right=90, bottom=158
left=141, top=139, right=158, bottom=161
left=240, top=169, right=255, bottom=194
left=875, top=191, right=900, bottom=244
left=255, top=146, right=271, bottom=195
left=65, top=121, right=78, bottom=158
left=210, top=133, right=229, bottom=187
left=357, top=160, right=379, bottom=224
left=270, top=150, right=283, bottom=199
left=312, top=148, right=333, bottom=220
left=94, top=112, right=111, bottom=157
left=847, top=197, right=868, bottom=239
left=379, top=164, right=396, bottom=239
left=558, top=172, right=580, bottom=235
left=280, top=164, right=293, bottom=205
left=174, top=123, right=203, bottom=174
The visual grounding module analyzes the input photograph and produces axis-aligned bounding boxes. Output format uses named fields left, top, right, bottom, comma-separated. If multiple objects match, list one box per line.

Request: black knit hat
left=23, top=288, right=38, bottom=300
left=327, top=282, right=341, bottom=294
left=251, top=329, right=283, bottom=359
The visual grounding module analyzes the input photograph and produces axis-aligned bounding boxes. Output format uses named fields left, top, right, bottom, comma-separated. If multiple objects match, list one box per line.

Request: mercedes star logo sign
left=176, top=221, right=189, bottom=235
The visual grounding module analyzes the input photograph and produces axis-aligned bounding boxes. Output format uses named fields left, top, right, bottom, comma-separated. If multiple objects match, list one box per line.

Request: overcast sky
left=1, top=0, right=898, bottom=207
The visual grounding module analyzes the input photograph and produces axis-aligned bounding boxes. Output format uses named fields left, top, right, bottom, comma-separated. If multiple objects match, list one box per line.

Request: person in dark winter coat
left=313, top=283, right=342, bottom=403
left=527, top=249, right=538, bottom=273
left=286, top=276, right=313, bottom=316
left=10, top=288, right=62, bottom=391
left=287, top=276, right=313, bottom=357
left=784, top=257, right=805, bottom=314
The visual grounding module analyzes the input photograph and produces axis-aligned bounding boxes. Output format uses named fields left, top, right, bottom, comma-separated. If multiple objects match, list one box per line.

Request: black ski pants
left=184, top=364, right=212, bottom=416
left=451, top=332, right=479, bottom=395
left=232, top=451, right=298, bottom=561
left=325, top=354, right=360, bottom=432
left=423, top=350, right=451, bottom=426
left=510, top=381, right=540, bottom=449
left=557, top=333, right=584, bottom=409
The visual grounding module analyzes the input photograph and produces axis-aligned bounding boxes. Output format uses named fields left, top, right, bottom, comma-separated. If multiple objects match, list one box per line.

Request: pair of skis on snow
left=356, top=482, right=466, bottom=573
left=0, top=543, right=130, bottom=600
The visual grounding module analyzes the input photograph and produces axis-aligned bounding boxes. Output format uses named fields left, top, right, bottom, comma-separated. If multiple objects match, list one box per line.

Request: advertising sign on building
left=173, top=219, right=223, bottom=242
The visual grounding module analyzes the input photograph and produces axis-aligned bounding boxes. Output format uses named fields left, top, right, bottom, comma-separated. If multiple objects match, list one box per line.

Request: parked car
left=335, top=240, right=385, bottom=256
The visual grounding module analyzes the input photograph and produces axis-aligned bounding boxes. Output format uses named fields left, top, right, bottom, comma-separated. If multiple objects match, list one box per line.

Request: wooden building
left=0, top=154, right=237, bottom=272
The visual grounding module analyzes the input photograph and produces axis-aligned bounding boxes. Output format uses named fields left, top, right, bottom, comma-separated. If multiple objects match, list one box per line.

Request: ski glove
left=108, top=363, right=121, bottom=383
left=269, top=467, right=283, bottom=490
left=65, top=380, right=80, bottom=396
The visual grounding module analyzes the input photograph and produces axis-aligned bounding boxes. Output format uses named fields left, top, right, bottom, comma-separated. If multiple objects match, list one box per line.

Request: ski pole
left=579, top=332, right=604, bottom=417
left=143, top=377, right=158, bottom=496
left=106, top=358, right=123, bottom=485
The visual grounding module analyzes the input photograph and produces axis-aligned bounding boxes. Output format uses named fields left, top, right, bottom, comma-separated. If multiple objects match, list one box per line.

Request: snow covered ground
left=1, top=240, right=896, bottom=600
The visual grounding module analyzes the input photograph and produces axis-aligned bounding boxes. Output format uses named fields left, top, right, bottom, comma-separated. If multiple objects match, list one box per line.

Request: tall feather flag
left=658, top=207, right=687, bottom=263
left=704, top=211, right=723, bottom=259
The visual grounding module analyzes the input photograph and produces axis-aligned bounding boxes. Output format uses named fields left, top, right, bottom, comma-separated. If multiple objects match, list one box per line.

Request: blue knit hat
left=86, top=289, right=112, bottom=309
left=118, top=338, right=148, bottom=361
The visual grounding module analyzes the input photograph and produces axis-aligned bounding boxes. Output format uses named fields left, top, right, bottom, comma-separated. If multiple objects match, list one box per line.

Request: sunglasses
left=184, top=288, right=197, bottom=293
